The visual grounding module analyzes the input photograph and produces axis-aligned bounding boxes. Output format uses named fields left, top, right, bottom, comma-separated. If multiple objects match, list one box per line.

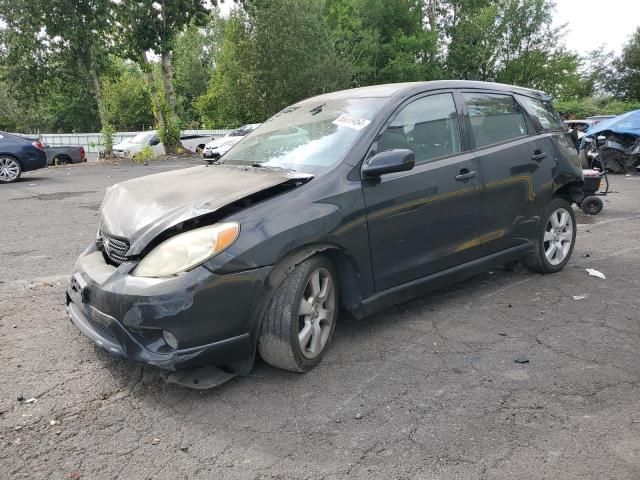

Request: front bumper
left=202, top=150, right=221, bottom=159
left=66, top=246, right=271, bottom=371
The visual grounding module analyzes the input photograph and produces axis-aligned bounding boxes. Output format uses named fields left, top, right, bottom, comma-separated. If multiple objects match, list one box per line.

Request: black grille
left=87, top=315, right=115, bottom=340
left=102, top=232, right=130, bottom=265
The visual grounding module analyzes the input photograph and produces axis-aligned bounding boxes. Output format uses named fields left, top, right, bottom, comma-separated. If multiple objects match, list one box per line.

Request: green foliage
left=157, top=98, right=182, bottom=153
left=101, top=124, right=116, bottom=153
left=102, top=62, right=154, bottom=130
left=554, top=97, right=640, bottom=119
left=325, top=0, right=439, bottom=86
left=198, top=1, right=352, bottom=128
left=611, top=28, right=640, bottom=100
left=196, top=13, right=256, bottom=127
left=133, top=145, right=154, bottom=163
left=173, top=19, right=222, bottom=126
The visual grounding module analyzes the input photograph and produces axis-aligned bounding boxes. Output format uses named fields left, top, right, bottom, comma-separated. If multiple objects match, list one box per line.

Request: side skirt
left=359, top=243, right=534, bottom=318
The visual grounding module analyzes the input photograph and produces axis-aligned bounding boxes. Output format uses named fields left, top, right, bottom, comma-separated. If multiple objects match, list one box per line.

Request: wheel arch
left=553, top=181, right=583, bottom=204
left=265, top=242, right=366, bottom=316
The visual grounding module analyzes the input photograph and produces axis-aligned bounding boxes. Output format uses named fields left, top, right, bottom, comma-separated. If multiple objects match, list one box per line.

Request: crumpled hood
left=99, top=164, right=311, bottom=255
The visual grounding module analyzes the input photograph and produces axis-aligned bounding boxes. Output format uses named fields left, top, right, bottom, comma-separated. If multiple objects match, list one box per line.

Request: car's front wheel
left=0, top=156, right=22, bottom=183
left=258, top=255, right=338, bottom=372
left=523, top=198, right=576, bottom=273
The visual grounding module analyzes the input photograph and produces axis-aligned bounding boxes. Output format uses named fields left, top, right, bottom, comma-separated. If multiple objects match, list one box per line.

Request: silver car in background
left=203, top=124, right=261, bottom=161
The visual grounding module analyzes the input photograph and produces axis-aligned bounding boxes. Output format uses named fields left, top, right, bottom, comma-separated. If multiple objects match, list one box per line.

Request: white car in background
left=110, top=131, right=210, bottom=158
left=202, top=124, right=261, bottom=161
left=112, top=131, right=164, bottom=158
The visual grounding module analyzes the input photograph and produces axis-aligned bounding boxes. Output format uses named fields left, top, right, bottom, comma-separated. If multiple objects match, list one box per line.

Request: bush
left=100, top=124, right=116, bottom=158
left=133, top=145, right=154, bottom=163
left=554, top=97, right=640, bottom=119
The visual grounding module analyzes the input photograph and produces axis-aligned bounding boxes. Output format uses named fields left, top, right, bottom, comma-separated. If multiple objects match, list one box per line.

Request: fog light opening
left=163, top=330, right=178, bottom=349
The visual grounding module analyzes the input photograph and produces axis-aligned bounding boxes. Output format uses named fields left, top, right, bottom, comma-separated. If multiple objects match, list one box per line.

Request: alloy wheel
left=0, top=157, right=20, bottom=182
left=297, top=267, right=336, bottom=359
left=544, top=207, right=574, bottom=266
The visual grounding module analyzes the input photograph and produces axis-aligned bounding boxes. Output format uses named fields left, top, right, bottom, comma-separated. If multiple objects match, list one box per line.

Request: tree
left=102, top=61, right=155, bottom=131
left=116, top=0, right=212, bottom=151
left=611, top=28, right=640, bottom=100
left=173, top=19, right=224, bottom=126
left=0, top=0, right=114, bottom=129
left=444, top=0, right=501, bottom=81
left=325, top=0, right=440, bottom=86
left=198, top=0, right=351, bottom=128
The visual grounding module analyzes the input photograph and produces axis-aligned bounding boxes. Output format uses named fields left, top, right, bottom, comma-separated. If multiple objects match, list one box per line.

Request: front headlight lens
left=132, top=222, right=239, bottom=278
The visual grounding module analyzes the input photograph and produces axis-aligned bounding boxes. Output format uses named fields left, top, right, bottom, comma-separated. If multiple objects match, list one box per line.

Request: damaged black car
left=67, top=81, right=583, bottom=386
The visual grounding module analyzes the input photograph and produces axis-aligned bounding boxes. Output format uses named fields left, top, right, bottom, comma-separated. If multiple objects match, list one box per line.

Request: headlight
left=132, top=222, right=240, bottom=278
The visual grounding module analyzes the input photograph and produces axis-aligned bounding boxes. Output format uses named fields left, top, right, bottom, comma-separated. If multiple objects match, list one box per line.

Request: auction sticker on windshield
left=333, top=114, right=371, bottom=131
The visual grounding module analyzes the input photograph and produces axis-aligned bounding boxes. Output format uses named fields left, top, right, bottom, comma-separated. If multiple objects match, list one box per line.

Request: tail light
left=32, top=140, right=44, bottom=150
left=80, top=146, right=86, bottom=158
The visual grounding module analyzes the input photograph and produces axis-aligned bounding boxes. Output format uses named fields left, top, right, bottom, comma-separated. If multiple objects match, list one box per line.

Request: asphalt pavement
left=1, top=160, right=640, bottom=479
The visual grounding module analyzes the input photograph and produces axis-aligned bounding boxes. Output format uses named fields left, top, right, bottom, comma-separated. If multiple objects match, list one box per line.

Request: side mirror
left=362, top=149, right=415, bottom=177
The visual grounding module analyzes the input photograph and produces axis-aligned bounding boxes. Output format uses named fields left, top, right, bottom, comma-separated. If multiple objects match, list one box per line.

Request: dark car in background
left=0, top=132, right=48, bottom=183
left=67, top=81, right=583, bottom=386
left=45, top=145, right=87, bottom=166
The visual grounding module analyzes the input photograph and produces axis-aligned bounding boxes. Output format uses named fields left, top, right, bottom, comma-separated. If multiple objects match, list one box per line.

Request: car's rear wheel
left=258, top=256, right=338, bottom=372
left=0, top=156, right=21, bottom=183
left=523, top=198, right=576, bottom=274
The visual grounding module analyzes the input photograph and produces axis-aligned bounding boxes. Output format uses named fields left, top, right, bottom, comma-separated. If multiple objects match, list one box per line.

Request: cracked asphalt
left=1, top=160, right=640, bottom=479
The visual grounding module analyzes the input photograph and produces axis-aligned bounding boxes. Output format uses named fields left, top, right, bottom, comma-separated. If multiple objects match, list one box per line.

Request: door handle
left=455, top=169, right=477, bottom=182
left=531, top=151, right=546, bottom=162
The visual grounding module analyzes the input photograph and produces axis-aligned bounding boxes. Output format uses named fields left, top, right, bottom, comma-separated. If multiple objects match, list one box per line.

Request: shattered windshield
left=221, top=98, right=386, bottom=174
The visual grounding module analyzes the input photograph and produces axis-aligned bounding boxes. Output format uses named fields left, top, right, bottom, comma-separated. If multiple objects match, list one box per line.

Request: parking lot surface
left=1, top=161, right=640, bottom=479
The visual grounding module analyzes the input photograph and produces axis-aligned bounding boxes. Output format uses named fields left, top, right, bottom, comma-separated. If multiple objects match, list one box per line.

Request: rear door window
left=463, top=93, right=528, bottom=148
left=377, top=93, right=462, bottom=164
left=516, top=95, right=565, bottom=131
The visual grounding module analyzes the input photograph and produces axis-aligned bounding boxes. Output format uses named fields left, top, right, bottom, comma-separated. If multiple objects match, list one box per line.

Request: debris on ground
left=586, top=268, right=606, bottom=279
left=514, top=357, right=530, bottom=364
left=573, top=294, right=589, bottom=300
left=355, top=413, right=363, bottom=420
left=24, top=398, right=37, bottom=404
left=50, top=419, right=60, bottom=426
left=151, top=437, right=161, bottom=445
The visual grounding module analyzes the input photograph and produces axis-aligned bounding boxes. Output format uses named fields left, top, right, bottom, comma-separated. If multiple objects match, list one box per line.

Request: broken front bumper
left=66, top=245, right=271, bottom=371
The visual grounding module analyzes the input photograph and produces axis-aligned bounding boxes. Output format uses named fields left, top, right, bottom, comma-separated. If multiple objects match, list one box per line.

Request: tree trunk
left=140, top=50, right=165, bottom=133
left=161, top=52, right=178, bottom=119
left=160, top=51, right=183, bottom=154
left=89, top=68, right=108, bottom=129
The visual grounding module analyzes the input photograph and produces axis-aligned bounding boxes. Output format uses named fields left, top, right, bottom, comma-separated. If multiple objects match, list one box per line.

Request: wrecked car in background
left=67, top=81, right=583, bottom=388
left=581, top=110, right=640, bottom=173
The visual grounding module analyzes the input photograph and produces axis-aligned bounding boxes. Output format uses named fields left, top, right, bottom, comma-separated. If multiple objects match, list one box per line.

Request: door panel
left=462, top=92, right=539, bottom=255
left=362, top=92, right=481, bottom=292
left=363, top=155, right=481, bottom=291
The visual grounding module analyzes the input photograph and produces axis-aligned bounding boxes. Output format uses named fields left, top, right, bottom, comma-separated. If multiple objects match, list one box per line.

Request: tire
left=258, top=255, right=339, bottom=372
left=522, top=198, right=576, bottom=274
left=581, top=196, right=603, bottom=215
left=54, top=156, right=71, bottom=166
left=0, top=156, right=22, bottom=183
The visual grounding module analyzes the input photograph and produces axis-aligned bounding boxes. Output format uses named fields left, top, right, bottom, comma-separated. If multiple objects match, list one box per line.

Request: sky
left=554, top=0, right=640, bottom=54
left=216, top=0, right=640, bottom=55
